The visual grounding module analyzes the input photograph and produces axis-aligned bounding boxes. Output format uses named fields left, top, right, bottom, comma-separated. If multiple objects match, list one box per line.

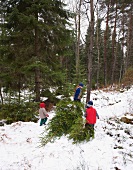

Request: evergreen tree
left=0, top=0, right=74, bottom=102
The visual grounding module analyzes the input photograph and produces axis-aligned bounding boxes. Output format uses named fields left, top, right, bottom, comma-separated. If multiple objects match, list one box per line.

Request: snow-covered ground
left=0, top=87, right=133, bottom=170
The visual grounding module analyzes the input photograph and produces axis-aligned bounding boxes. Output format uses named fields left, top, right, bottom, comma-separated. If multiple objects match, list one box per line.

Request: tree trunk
left=111, top=1, right=118, bottom=84
left=35, top=67, right=41, bottom=102
left=126, top=4, right=133, bottom=70
left=34, top=13, right=41, bottom=102
left=0, top=87, right=3, bottom=105
left=86, top=0, right=94, bottom=103
left=103, top=3, right=109, bottom=87
left=96, top=7, right=100, bottom=89
left=75, top=0, right=82, bottom=82
left=18, top=76, right=21, bottom=104
left=121, top=4, right=126, bottom=77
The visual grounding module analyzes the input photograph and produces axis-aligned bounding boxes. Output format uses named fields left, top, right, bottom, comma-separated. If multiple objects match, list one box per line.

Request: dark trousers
left=74, top=99, right=81, bottom=102
left=85, top=123, right=94, bottom=137
left=40, top=118, right=48, bottom=126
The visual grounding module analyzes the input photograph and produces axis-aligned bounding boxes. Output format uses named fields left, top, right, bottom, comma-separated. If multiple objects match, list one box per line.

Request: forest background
left=0, top=0, right=133, bottom=124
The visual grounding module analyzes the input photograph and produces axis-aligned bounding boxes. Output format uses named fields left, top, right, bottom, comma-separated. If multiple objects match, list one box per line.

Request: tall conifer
left=0, top=0, right=73, bottom=101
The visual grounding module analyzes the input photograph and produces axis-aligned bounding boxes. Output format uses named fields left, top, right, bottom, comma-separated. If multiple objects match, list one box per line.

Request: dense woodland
left=0, top=0, right=133, bottom=105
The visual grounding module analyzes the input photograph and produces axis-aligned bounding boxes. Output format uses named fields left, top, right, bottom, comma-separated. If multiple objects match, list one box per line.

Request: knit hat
left=40, top=102, right=46, bottom=108
left=87, top=101, right=93, bottom=107
left=79, top=83, right=84, bottom=87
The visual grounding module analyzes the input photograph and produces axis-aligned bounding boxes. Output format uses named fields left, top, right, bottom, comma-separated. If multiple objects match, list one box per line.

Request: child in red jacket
left=85, top=101, right=99, bottom=136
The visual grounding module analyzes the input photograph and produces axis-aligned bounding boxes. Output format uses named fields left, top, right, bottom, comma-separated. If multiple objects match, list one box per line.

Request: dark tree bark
left=111, top=1, right=118, bottom=84
left=126, top=3, right=133, bottom=70
left=86, top=0, right=94, bottom=102
left=103, top=3, right=109, bottom=87
left=75, top=0, right=82, bottom=82
left=0, top=87, right=3, bottom=105
left=96, top=7, right=100, bottom=89
left=34, top=13, right=41, bottom=102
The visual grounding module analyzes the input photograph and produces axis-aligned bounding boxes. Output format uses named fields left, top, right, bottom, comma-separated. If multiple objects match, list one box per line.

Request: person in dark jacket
left=74, top=83, right=84, bottom=102
left=85, top=101, right=99, bottom=136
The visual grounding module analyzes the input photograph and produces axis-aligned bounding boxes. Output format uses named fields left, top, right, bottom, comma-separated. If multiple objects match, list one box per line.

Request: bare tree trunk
left=75, top=0, right=82, bottom=82
left=119, top=65, right=123, bottom=86
left=34, top=13, right=41, bottom=102
left=96, top=6, right=100, bottom=89
left=121, top=4, right=126, bottom=76
left=103, top=3, right=109, bottom=87
left=126, top=4, right=133, bottom=70
left=18, top=76, right=21, bottom=104
left=111, top=1, right=118, bottom=84
left=35, top=67, right=41, bottom=102
left=0, top=87, right=3, bottom=105
left=86, top=0, right=94, bottom=102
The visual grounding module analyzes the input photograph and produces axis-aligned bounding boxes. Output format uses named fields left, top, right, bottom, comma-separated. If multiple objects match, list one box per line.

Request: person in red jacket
left=85, top=101, right=99, bottom=136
